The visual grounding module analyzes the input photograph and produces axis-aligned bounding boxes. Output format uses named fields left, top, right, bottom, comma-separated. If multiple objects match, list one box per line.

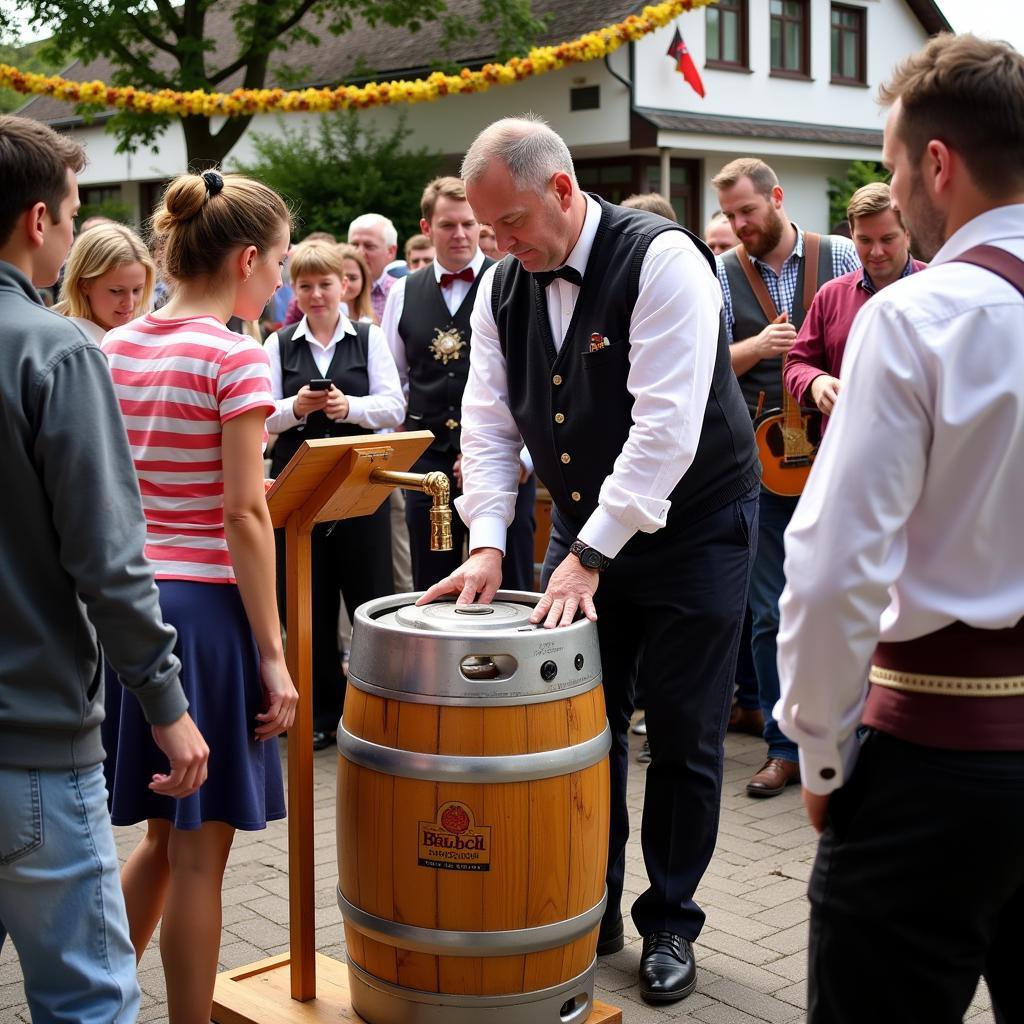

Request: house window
left=770, top=0, right=810, bottom=78
left=831, top=4, right=866, bottom=85
left=706, top=0, right=748, bottom=70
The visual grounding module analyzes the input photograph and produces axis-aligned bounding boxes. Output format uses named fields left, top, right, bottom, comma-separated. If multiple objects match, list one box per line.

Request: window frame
left=705, top=0, right=750, bottom=73
left=830, top=3, right=867, bottom=86
left=769, top=0, right=812, bottom=80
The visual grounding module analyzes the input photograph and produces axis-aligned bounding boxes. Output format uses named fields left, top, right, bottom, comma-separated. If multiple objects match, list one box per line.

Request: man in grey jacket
left=0, top=115, right=208, bottom=1022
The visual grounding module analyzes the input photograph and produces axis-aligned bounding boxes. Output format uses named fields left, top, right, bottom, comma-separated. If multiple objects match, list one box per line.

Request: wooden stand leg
left=285, top=518, right=316, bottom=1001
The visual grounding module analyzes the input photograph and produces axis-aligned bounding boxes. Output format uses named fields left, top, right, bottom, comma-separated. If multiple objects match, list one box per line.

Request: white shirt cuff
left=797, top=732, right=862, bottom=795
left=468, top=514, right=508, bottom=555
left=577, top=507, right=636, bottom=559
left=519, top=446, right=534, bottom=477
left=344, top=394, right=366, bottom=423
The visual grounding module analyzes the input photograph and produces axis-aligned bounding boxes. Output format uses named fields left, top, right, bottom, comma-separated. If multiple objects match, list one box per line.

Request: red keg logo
left=418, top=801, right=491, bottom=872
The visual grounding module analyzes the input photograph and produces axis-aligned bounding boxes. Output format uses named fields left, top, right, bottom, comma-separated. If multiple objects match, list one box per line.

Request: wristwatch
left=569, top=539, right=612, bottom=572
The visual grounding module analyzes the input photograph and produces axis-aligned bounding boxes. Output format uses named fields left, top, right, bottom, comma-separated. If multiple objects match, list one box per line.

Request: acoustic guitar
left=754, top=363, right=822, bottom=497
left=735, top=234, right=824, bottom=497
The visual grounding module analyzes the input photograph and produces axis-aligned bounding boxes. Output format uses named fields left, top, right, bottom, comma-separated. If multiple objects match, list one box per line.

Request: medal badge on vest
left=429, top=326, right=466, bottom=365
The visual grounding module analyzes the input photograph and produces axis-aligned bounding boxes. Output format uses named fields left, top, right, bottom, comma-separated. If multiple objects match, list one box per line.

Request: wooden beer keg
left=337, top=593, right=609, bottom=1024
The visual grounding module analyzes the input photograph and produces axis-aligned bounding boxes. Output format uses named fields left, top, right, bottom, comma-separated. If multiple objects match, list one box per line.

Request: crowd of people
left=0, top=28, right=1021, bottom=1024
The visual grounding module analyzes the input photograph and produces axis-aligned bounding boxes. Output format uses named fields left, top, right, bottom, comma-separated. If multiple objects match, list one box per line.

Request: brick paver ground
left=0, top=725, right=996, bottom=1023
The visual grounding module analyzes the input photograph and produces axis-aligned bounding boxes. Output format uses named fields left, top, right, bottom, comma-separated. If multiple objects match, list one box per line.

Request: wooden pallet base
left=212, top=953, right=622, bottom=1024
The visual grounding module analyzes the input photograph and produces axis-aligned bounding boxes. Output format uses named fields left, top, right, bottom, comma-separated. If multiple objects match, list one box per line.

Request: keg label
left=418, top=801, right=491, bottom=871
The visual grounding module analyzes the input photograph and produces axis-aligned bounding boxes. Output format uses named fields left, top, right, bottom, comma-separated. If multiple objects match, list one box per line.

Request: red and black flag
left=667, top=26, right=705, bottom=98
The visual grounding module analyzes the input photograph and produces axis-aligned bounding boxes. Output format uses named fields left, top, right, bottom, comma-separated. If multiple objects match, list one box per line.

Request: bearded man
left=714, top=159, right=859, bottom=797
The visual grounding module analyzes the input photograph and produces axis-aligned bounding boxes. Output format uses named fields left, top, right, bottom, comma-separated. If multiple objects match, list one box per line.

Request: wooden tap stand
left=211, top=431, right=621, bottom=1024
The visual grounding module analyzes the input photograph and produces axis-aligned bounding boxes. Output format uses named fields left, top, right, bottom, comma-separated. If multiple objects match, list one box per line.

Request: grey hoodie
left=0, top=260, right=187, bottom=769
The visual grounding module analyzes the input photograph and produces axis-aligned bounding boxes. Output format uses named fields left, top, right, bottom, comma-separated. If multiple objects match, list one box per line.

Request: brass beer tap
left=368, top=469, right=453, bottom=552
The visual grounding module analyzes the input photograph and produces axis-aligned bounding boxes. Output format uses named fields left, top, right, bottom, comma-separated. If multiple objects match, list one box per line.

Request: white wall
left=633, top=0, right=928, bottom=131
left=696, top=151, right=852, bottom=234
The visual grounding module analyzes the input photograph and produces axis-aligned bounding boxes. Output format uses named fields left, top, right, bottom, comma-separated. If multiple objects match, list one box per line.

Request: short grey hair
left=461, top=114, right=578, bottom=194
left=348, top=212, right=397, bottom=248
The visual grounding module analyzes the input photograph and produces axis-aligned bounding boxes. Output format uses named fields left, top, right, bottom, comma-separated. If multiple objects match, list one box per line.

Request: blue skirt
left=103, top=580, right=286, bottom=831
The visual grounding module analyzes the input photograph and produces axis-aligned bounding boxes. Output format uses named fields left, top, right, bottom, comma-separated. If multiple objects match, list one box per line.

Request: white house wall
left=633, top=0, right=926, bottom=130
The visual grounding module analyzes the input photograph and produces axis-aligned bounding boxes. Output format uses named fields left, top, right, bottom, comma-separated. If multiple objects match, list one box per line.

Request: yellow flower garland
left=0, top=0, right=715, bottom=117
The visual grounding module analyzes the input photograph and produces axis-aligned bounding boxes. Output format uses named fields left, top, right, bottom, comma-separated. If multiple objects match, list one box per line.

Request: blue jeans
left=748, top=488, right=800, bottom=762
left=0, top=763, right=140, bottom=1023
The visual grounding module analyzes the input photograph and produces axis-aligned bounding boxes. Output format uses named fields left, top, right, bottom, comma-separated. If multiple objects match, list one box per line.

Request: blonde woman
left=337, top=242, right=377, bottom=322
left=55, top=222, right=155, bottom=342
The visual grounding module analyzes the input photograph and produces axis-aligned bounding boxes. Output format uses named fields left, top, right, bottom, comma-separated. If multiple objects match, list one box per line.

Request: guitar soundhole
left=765, top=422, right=785, bottom=458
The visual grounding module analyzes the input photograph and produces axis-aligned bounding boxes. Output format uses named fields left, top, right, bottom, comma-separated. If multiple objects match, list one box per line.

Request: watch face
left=581, top=549, right=603, bottom=569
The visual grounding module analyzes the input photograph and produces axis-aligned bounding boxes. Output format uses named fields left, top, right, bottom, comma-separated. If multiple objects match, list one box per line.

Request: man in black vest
left=713, top=159, right=860, bottom=798
left=383, top=175, right=536, bottom=591
left=421, top=116, right=760, bottom=1004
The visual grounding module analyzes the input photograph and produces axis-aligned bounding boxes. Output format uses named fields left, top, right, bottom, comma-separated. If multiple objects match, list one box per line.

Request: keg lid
left=393, top=598, right=536, bottom=633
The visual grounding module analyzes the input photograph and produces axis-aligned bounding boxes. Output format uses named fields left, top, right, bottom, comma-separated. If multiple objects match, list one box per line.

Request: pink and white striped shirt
left=102, top=313, right=275, bottom=583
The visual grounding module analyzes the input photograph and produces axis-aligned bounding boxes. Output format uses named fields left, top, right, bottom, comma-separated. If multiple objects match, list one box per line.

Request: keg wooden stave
left=337, top=594, right=609, bottom=1024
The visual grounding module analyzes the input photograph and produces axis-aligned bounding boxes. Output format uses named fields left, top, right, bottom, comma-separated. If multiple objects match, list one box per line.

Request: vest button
left=448, top=371, right=455, bottom=378
left=554, top=412, right=565, bottom=424
left=571, top=490, right=581, bottom=502
left=552, top=374, right=563, bottom=385
left=560, top=452, right=571, bottom=464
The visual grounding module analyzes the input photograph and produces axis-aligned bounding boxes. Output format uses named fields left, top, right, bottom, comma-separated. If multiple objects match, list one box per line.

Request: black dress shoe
left=312, top=730, right=335, bottom=751
left=596, top=915, right=624, bottom=956
left=639, top=932, right=697, bottom=1004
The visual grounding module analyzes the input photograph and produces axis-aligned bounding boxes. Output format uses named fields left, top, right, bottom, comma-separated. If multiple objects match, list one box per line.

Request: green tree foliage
left=3, top=0, right=544, bottom=168
left=827, top=160, right=890, bottom=230
left=0, top=38, right=67, bottom=113
left=236, top=110, right=441, bottom=245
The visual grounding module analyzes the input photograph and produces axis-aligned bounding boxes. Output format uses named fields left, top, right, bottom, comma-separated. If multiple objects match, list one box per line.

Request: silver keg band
left=339, top=888, right=606, bottom=956
left=337, top=722, right=611, bottom=783
left=347, top=672, right=602, bottom=707
left=347, top=958, right=596, bottom=1024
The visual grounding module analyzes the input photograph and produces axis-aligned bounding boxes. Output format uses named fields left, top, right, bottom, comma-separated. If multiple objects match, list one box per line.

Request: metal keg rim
left=354, top=590, right=596, bottom=641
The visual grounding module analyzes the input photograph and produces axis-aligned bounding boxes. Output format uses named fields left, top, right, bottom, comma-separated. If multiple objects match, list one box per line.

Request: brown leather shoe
left=728, top=703, right=764, bottom=736
left=746, top=758, right=800, bottom=798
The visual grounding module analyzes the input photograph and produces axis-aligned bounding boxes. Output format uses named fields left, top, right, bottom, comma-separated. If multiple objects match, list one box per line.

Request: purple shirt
left=370, top=272, right=396, bottom=322
left=785, top=259, right=928, bottom=425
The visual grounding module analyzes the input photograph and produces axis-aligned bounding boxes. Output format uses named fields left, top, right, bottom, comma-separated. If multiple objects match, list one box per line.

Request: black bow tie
left=534, top=265, right=583, bottom=289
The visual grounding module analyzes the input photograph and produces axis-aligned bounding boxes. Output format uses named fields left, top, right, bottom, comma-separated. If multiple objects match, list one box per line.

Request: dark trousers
left=276, top=503, right=392, bottom=734
left=406, top=447, right=537, bottom=592
left=808, top=731, right=1024, bottom=1024
left=734, top=605, right=759, bottom=710
left=748, top=488, right=799, bottom=760
left=543, top=490, right=757, bottom=938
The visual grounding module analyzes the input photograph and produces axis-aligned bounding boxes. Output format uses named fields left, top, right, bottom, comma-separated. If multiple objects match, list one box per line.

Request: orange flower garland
left=0, top=0, right=715, bottom=117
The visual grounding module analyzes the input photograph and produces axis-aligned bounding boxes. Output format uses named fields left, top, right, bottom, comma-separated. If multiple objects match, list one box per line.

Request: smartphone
left=308, top=378, right=332, bottom=391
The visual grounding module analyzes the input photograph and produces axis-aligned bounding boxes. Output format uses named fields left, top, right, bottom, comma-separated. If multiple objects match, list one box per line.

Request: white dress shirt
left=263, top=310, right=404, bottom=433
left=455, top=194, right=723, bottom=557
left=776, top=204, right=1024, bottom=794
left=381, top=248, right=488, bottom=398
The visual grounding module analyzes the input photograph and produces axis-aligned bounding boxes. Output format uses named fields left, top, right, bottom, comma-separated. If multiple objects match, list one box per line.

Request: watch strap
left=569, top=539, right=612, bottom=572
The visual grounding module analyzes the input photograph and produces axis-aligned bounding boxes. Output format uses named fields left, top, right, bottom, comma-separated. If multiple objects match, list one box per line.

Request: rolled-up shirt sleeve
left=456, top=264, right=525, bottom=554
left=775, top=299, right=930, bottom=794
left=579, top=234, right=721, bottom=557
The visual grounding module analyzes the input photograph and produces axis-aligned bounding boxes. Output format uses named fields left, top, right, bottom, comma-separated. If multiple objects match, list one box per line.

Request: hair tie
left=202, top=169, right=224, bottom=198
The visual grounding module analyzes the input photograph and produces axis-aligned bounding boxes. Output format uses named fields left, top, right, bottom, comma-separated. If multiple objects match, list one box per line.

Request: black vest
left=492, top=197, right=759, bottom=550
left=398, top=259, right=493, bottom=453
left=721, top=235, right=835, bottom=417
left=269, top=319, right=373, bottom=477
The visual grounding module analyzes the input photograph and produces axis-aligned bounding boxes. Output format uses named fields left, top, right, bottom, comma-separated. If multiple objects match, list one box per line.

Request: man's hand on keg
left=417, top=548, right=503, bottom=607
left=530, top=555, right=599, bottom=629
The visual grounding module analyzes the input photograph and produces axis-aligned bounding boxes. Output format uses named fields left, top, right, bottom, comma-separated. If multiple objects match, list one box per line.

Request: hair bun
left=156, top=174, right=208, bottom=228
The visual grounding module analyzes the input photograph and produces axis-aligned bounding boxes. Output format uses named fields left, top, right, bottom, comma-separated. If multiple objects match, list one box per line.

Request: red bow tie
left=439, top=267, right=475, bottom=289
